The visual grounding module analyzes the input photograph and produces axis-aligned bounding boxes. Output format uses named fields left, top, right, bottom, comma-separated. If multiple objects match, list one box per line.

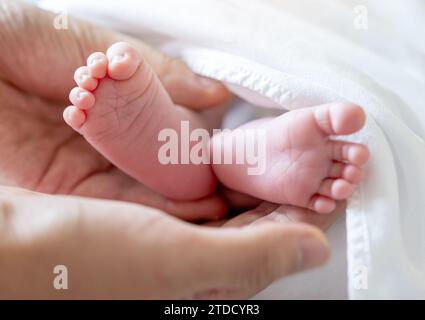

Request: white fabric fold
left=40, top=0, right=425, bottom=299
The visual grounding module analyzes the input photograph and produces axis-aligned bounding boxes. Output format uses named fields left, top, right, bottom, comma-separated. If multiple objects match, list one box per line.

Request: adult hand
left=0, top=0, right=230, bottom=220
left=0, top=187, right=336, bottom=299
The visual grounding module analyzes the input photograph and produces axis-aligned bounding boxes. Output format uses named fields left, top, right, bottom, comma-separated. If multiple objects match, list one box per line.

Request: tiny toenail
left=111, top=54, right=126, bottom=63
left=77, top=91, right=88, bottom=99
left=89, top=57, right=102, bottom=66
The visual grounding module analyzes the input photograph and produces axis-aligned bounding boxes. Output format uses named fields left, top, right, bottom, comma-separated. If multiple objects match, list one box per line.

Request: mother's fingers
left=69, top=168, right=228, bottom=222
left=219, top=202, right=279, bottom=227
left=0, top=1, right=230, bottom=109
left=148, top=51, right=231, bottom=109
left=220, top=201, right=345, bottom=230
left=262, top=201, right=346, bottom=230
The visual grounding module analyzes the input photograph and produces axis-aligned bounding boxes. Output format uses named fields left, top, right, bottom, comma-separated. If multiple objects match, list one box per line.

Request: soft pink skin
left=212, top=103, right=369, bottom=213
left=64, top=42, right=369, bottom=212
left=64, top=42, right=217, bottom=200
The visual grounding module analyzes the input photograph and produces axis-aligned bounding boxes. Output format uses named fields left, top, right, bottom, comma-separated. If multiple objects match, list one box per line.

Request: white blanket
left=40, top=0, right=425, bottom=299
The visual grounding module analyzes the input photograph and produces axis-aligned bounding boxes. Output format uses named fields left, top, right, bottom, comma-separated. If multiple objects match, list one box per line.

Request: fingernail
left=299, top=235, right=329, bottom=270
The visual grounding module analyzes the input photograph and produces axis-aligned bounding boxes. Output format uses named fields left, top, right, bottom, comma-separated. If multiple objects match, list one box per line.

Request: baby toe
left=63, top=106, right=86, bottom=130
left=87, top=52, right=108, bottom=79
left=314, top=103, right=366, bottom=136
left=309, top=195, right=336, bottom=214
left=347, top=145, right=369, bottom=166
left=106, top=42, right=141, bottom=81
left=328, top=162, right=345, bottom=178
left=342, top=164, right=364, bottom=183
left=318, top=178, right=355, bottom=200
left=74, top=66, right=99, bottom=91
left=329, top=162, right=364, bottom=183
left=331, top=141, right=369, bottom=166
left=69, top=87, right=95, bottom=110
left=331, top=103, right=366, bottom=135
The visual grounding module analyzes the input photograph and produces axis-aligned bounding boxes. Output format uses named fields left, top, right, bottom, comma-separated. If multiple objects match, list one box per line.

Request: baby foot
left=63, top=42, right=217, bottom=200
left=213, top=103, right=369, bottom=213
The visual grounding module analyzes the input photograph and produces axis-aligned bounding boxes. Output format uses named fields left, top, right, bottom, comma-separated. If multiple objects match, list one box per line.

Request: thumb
left=200, top=223, right=330, bottom=294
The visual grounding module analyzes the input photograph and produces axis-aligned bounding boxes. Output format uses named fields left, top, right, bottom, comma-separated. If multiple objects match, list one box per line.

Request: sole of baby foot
left=64, top=42, right=217, bottom=201
left=213, top=103, right=369, bottom=214
left=272, top=103, right=368, bottom=213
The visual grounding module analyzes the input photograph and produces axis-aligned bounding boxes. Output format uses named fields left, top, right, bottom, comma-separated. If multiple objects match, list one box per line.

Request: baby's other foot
left=213, top=103, right=369, bottom=213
